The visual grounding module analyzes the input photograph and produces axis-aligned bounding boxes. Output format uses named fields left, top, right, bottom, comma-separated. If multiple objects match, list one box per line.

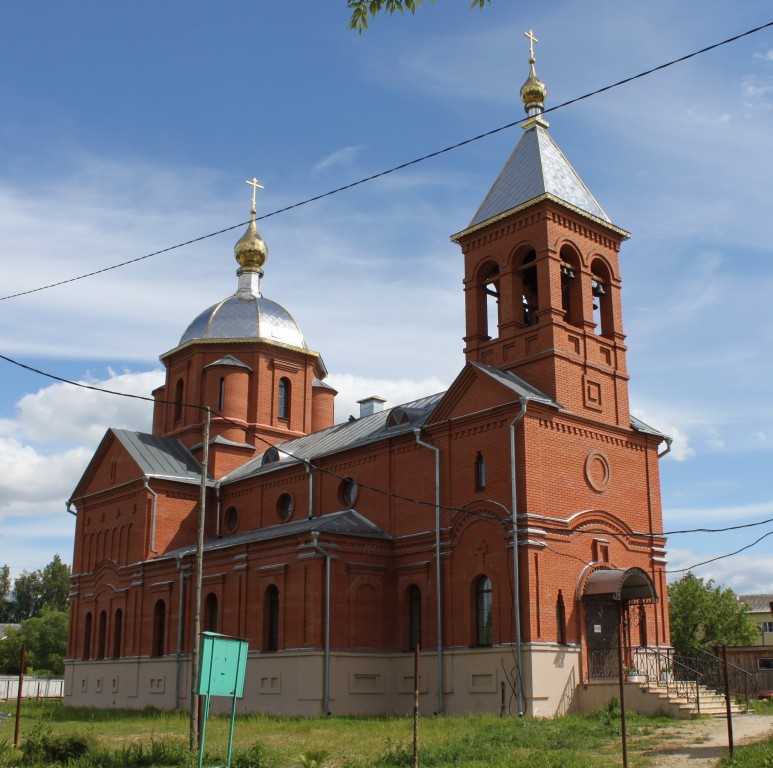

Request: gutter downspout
left=510, top=398, right=528, bottom=716
left=66, top=501, right=76, bottom=516
left=144, top=477, right=159, bottom=556
left=306, top=462, right=314, bottom=519
left=175, top=554, right=186, bottom=710
left=310, top=531, right=331, bottom=715
left=215, top=484, right=222, bottom=538
left=414, top=429, right=443, bottom=714
left=657, top=436, right=673, bottom=459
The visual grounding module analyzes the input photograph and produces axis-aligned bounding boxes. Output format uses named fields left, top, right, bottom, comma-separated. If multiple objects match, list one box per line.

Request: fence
left=0, top=676, right=64, bottom=701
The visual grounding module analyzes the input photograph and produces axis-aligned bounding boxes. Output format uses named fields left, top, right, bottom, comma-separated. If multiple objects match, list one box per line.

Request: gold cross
left=524, top=29, right=538, bottom=60
left=245, top=177, right=264, bottom=214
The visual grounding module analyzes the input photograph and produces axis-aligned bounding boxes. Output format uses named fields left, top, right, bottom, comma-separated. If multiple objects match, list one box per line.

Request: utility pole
left=190, top=408, right=210, bottom=751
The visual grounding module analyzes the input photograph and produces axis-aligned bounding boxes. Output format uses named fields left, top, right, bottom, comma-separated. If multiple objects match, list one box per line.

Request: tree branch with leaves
left=347, top=0, right=490, bottom=32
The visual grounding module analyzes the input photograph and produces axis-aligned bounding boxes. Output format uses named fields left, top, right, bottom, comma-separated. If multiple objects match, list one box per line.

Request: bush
left=20, top=731, right=94, bottom=765
left=230, top=741, right=279, bottom=768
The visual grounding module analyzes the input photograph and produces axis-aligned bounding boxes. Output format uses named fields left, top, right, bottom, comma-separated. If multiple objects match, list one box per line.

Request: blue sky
left=1, top=1, right=772, bottom=595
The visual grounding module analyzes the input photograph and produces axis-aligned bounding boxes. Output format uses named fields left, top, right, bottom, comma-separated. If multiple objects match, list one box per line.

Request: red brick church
left=65, top=46, right=671, bottom=716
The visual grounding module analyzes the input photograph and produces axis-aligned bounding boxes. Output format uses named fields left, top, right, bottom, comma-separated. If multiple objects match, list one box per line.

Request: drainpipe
left=174, top=554, right=186, bottom=710
left=215, top=484, right=222, bottom=538
left=306, top=462, right=314, bottom=519
left=144, top=477, right=159, bottom=556
left=66, top=501, right=76, bottom=516
left=510, top=398, right=527, bottom=716
left=657, top=436, right=673, bottom=459
left=414, top=429, right=443, bottom=714
left=310, top=531, right=331, bottom=715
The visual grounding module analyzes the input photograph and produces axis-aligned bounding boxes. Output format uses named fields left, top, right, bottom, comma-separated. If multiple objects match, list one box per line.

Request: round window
left=224, top=506, right=239, bottom=533
left=277, top=493, right=294, bottom=522
left=339, top=478, right=358, bottom=508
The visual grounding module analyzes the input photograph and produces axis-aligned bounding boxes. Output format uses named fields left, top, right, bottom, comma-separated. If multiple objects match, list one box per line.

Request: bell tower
left=452, top=35, right=632, bottom=428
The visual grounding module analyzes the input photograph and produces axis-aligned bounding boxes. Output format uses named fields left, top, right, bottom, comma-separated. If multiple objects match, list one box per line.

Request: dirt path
left=644, top=713, right=773, bottom=767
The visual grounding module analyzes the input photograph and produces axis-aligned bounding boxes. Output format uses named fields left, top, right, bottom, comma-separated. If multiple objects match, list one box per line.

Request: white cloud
left=631, top=408, right=694, bottom=461
left=754, top=50, right=773, bottom=62
left=313, top=145, right=364, bottom=174
left=664, top=499, right=773, bottom=525
left=13, top=369, right=163, bottom=444
left=741, top=75, right=773, bottom=108
left=666, top=545, right=773, bottom=594
left=327, top=373, right=448, bottom=423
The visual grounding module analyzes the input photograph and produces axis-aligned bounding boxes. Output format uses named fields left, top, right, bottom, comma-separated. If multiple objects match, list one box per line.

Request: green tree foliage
left=0, top=608, right=68, bottom=676
left=668, top=572, right=759, bottom=651
left=347, top=0, right=490, bottom=32
left=2, top=554, right=71, bottom=622
left=0, top=564, right=12, bottom=622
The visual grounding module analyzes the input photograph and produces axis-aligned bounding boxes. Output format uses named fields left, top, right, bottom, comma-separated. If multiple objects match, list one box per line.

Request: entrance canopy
left=583, top=567, right=657, bottom=603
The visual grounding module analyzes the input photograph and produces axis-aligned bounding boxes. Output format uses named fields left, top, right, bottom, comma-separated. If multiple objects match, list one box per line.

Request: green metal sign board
left=198, top=631, right=248, bottom=697
left=197, top=632, right=249, bottom=768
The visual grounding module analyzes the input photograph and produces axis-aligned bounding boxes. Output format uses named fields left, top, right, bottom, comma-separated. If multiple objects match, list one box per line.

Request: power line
left=2, top=19, right=771, bottom=304
left=3, top=349, right=773, bottom=544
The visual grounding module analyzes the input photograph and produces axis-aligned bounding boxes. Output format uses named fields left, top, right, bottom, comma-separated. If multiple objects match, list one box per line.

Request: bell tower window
left=591, top=259, right=614, bottom=338
left=484, top=266, right=500, bottom=339
left=520, top=250, right=539, bottom=326
left=474, top=451, right=486, bottom=491
left=559, top=246, right=582, bottom=327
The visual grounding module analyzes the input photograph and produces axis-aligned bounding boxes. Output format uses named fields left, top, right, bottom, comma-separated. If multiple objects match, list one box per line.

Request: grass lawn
left=0, top=698, right=718, bottom=768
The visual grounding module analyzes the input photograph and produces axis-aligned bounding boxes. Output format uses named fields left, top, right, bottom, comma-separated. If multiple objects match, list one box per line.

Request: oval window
left=339, top=478, right=358, bottom=508
left=224, top=506, right=239, bottom=533
left=277, top=493, right=294, bottom=522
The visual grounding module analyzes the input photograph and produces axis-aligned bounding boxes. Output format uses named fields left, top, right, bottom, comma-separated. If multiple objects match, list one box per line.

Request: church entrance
left=581, top=567, right=657, bottom=681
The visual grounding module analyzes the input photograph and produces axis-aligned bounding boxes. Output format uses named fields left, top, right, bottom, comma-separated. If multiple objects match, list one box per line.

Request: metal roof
left=630, top=415, right=668, bottom=439
left=158, top=510, right=390, bottom=561
left=221, top=392, right=444, bottom=484
left=737, top=594, right=773, bottom=613
left=466, top=123, right=610, bottom=230
left=469, top=360, right=560, bottom=408
left=584, top=567, right=657, bottom=602
left=111, top=429, right=208, bottom=483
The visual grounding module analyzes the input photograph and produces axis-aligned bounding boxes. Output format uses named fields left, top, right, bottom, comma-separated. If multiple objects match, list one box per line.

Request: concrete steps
left=639, top=681, right=745, bottom=718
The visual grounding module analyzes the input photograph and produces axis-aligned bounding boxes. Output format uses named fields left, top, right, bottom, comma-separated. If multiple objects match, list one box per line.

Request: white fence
left=0, top=676, right=64, bottom=700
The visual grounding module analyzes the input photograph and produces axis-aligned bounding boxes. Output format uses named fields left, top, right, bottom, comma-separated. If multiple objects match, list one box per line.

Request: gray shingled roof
left=111, top=429, right=210, bottom=483
left=156, top=510, right=389, bottom=561
left=222, top=392, right=444, bottom=483
left=467, top=123, right=610, bottom=230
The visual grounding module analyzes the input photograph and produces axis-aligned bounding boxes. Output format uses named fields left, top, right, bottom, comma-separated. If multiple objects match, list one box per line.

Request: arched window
left=82, top=612, right=92, bottom=659
left=174, top=379, right=184, bottom=422
left=152, top=599, right=166, bottom=657
left=475, top=576, right=493, bottom=646
left=97, top=610, right=107, bottom=659
left=278, top=378, right=291, bottom=420
left=408, top=585, right=421, bottom=650
left=204, top=593, right=218, bottom=633
left=556, top=591, right=566, bottom=645
left=264, top=585, right=279, bottom=652
left=520, top=250, right=539, bottom=326
left=218, top=377, right=226, bottom=411
left=559, top=246, right=582, bottom=327
left=591, top=259, right=614, bottom=338
left=112, top=608, right=123, bottom=659
left=474, top=451, right=486, bottom=491
left=483, top=265, right=500, bottom=339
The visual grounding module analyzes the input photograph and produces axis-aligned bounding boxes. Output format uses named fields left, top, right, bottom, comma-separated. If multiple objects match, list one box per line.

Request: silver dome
left=180, top=289, right=307, bottom=349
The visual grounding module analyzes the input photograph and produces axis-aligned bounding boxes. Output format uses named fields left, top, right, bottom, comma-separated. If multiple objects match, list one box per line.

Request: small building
left=737, top=594, right=773, bottom=647
left=64, top=48, right=672, bottom=717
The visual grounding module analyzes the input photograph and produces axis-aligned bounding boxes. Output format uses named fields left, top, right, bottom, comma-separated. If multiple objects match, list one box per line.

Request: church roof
left=179, top=293, right=307, bottom=350
left=111, top=428, right=211, bottom=484
left=222, top=391, right=445, bottom=483
left=469, top=360, right=560, bottom=407
left=464, top=122, right=610, bottom=232
left=157, top=510, right=389, bottom=561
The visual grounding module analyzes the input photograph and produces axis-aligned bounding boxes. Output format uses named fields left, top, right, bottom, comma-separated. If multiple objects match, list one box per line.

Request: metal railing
left=674, top=647, right=752, bottom=709
left=634, top=647, right=704, bottom=712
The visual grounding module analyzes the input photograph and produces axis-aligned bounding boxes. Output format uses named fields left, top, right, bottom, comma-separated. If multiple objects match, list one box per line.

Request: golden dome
left=234, top=218, right=268, bottom=273
left=520, top=57, right=547, bottom=114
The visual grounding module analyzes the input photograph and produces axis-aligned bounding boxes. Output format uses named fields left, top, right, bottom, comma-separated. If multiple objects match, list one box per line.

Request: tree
left=1, top=555, right=71, bottom=622
left=347, top=0, right=490, bottom=32
left=668, top=573, right=758, bottom=651
left=0, top=564, right=12, bottom=622
left=0, top=609, right=68, bottom=676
